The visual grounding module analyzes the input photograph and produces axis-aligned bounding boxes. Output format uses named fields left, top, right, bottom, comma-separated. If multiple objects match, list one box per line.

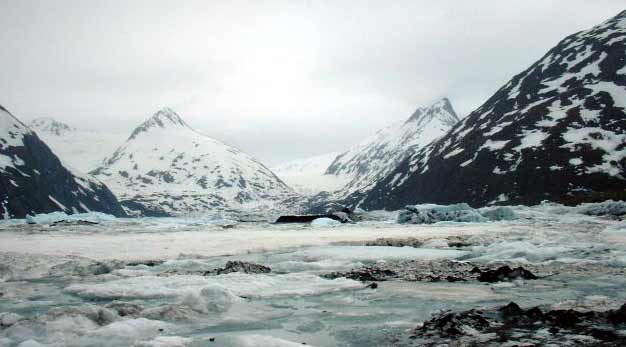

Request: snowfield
left=0, top=203, right=625, bottom=346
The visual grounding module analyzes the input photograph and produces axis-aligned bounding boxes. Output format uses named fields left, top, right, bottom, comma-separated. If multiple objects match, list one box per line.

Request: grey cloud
left=1, top=0, right=624, bottom=164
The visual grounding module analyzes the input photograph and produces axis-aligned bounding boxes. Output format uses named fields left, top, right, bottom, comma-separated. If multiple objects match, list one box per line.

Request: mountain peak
left=128, top=107, right=190, bottom=140
left=405, top=97, right=459, bottom=126
left=28, top=117, right=75, bottom=136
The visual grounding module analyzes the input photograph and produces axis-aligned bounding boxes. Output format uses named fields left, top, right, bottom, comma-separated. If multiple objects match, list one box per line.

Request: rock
left=608, top=303, right=626, bottom=324
left=274, top=214, right=346, bottom=224
left=408, top=301, right=626, bottom=346
left=545, top=309, right=582, bottom=328
left=590, top=328, right=620, bottom=341
left=0, top=312, right=21, bottom=327
left=498, top=302, right=524, bottom=318
left=105, top=301, right=144, bottom=317
left=475, top=265, right=538, bottom=282
left=419, top=309, right=489, bottom=336
left=125, top=260, right=164, bottom=267
left=365, top=238, right=423, bottom=248
left=204, top=261, right=271, bottom=276
left=324, top=267, right=396, bottom=282
left=50, top=220, right=99, bottom=226
left=325, top=261, right=542, bottom=284
left=446, top=236, right=474, bottom=248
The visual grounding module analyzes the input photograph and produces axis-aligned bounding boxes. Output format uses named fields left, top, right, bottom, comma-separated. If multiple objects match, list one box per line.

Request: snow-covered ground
left=0, top=204, right=625, bottom=346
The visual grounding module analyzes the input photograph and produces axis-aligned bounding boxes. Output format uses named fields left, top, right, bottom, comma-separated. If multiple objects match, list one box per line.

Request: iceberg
left=479, top=206, right=517, bottom=221
left=576, top=200, right=626, bottom=217
left=310, top=218, right=341, bottom=227
left=398, top=203, right=488, bottom=224
left=25, top=212, right=117, bottom=225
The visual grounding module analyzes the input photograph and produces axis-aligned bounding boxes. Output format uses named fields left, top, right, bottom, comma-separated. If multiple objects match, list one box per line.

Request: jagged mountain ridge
left=28, top=117, right=75, bottom=136
left=325, top=98, right=459, bottom=195
left=92, top=108, right=296, bottom=216
left=348, top=10, right=626, bottom=210
left=0, top=105, right=126, bottom=218
left=28, top=117, right=127, bottom=172
left=307, top=98, right=460, bottom=211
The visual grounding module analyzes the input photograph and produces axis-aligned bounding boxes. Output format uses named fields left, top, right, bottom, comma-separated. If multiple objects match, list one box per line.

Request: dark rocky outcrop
left=204, top=261, right=271, bottom=276
left=410, top=301, right=626, bottom=346
left=474, top=265, right=539, bottom=282
left=325, top=261, right=538, bottom=284
left=274, top=213, right=350, bottom=224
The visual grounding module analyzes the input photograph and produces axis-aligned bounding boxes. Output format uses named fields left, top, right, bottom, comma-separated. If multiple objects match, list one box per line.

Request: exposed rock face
left=91, top=107, right=296, bottom=216
left=473, top=265, right=538, bottom=282
left=204, top=261, right=271, bottom=275
left=308, top=98, right=459, bottom=212
left=324, top=260, right=538, bottom=284
left=0, top=105, right=126, bottom=219
left=348, top=10, right=626, bottom=210
left=410, top=302, right=626, bottom=346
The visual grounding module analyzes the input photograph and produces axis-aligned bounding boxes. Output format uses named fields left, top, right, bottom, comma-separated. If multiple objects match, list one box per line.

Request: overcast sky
left=1, top=1, right=624, bottom=165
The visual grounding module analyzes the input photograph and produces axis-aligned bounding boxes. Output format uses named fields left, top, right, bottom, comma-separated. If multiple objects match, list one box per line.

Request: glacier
left=0, top=202, right=625, bottom=346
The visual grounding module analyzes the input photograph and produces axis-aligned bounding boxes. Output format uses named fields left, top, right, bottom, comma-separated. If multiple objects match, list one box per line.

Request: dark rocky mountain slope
left=0, top=105, right=126, bottom=218
left=348, top=10, right=626, bottom=210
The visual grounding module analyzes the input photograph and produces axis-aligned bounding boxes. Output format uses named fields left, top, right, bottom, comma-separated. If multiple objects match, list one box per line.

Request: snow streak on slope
left=271, top=152, right=349, bottom=196
left=92, top=108, right=296, bottom=216
left=309, top=98, right=459, bottom=211
left=351, top=10, right=626, bottom=210
left=28, top=117, right=75, bottom=135
left=28, top=117, right=127, bottom=172
left=0, top=105, right=126, bottom=218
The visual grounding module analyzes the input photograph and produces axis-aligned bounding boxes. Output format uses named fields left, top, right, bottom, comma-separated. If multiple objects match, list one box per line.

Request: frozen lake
left=1, top=204, right=625, bottom=346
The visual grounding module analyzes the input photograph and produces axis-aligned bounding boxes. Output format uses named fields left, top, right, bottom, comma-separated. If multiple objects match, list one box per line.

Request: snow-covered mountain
left=271, top=152, right=349, bottom=196
left=28, top=117, right=127, bottom=172
left=327, top=98, right=459, bottom=193
left=348, top=10, right=626, bottom=210
left=28, top=117, right=75, bottom=135
left=91, top=107, right=295, bottom=216
left=0, top=105, right=126, bottom=218
left=308, top=98, right=460, bottom=212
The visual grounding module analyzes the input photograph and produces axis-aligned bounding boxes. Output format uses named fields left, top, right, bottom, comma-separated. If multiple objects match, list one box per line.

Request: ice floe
left=65, top=273, right=363, bottom=300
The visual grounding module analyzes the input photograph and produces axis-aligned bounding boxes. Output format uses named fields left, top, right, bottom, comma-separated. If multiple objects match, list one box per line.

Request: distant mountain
left=308, top=98, right=460, bottom=212
left=28, top=117, right=127, bottom=173
left=28, top=117, right=75, bottom=135
left=349, top=10, right=626, bottom=210
left=0, top=105, right=126, bottom=219
left=92, top=107, right=296, bottom=216
left=271, top=152, right=349, bottom=196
